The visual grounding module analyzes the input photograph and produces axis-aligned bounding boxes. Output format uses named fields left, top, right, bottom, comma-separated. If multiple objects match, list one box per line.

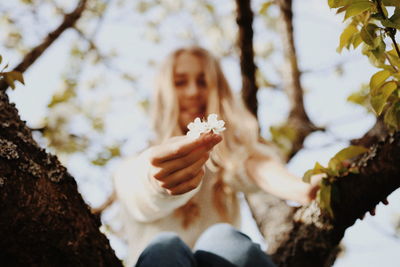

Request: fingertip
left=199, top=132, right=213, bottom=142
left=210, top=134, right=222, bottom=145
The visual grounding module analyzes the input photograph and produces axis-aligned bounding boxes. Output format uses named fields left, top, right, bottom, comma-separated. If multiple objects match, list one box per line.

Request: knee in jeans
left=203, top=223, right=236, bottom=238
left=149, top=232, right=191, bottom=253
left=152, top=232, right=183, bottom=247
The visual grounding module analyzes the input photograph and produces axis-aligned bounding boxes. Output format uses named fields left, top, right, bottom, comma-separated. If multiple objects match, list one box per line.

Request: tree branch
left=375, top=0, right=400, bottom=58
left=234, top=0, right=301, bottom=252
left=276, top=0, right=322, bottom=160
left=236, top=0, right=258, bottom=118
left=0, top=0, right=88, bottom=92
left=271, top=132, right=400, bottom=266
left=351, top=117, right=389, bottom=147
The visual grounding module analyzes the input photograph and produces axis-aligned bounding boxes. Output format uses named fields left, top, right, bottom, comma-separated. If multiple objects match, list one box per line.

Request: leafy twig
left=375, top=0, right=400, bottom=59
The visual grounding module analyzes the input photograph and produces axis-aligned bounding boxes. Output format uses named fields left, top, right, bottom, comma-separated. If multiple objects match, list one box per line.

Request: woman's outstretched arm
left=113, top=133, right=222, bottom=222
left=246, top=156, right=320, bottom=205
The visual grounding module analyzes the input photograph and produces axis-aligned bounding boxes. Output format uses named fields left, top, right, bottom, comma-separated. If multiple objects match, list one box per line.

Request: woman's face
left=174, top=52, right=209, bottom=132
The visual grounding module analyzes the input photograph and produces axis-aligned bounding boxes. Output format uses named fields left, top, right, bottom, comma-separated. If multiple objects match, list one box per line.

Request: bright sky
left=2, top=0, right=400, bottom=265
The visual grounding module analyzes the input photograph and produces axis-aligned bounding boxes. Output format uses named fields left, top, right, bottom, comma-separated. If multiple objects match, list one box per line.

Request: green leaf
left=48, top=86, right=76, bottom=108
left=303, top=162, right=327, bottom=183
left=382, top=0, right=400, bottom=7
left=108, top=146, right=121, bottom=157
left=4, top=73, right=15, bottom=89
left=205, top=3, right=214, bottom=13
left=344, top=1, right=374, bottom=21
left=380, top=2, right=389, bottom=18
left=370, top=69, right=391, bottom=91
left=347, top=84, right=371, bottom=110
left=260, top=1, right=273, bottom=15
left=369, top=37, right=386, bottom=66
left=328, top=145, right=368, bottom=172
left=317, top=180, right=334, bottom=218
left=384, top=101, right=400, bottom=129
left=270, top=124, right=298, bottom=156
left=7, top=71, right=24, bottom=85
left=360, top=24, right=378, bottom=46
left=352, top=33, right=363, bottom=48
left=387, top=49, right=400, bottom=69
left=328, top=0, right=349, bottom=8
left=0, top=55, right=2, bottom=65
left=337, top=6, right=347, bottom=14
left=382, top=19, right=400, bottom=30
left=338, top=24, right=358, bottom=52
left=392, top=8, right=400, bottom=23
left=370, top=81, right=398, bottom=115
left=0, top=70, right=24, bottom=89
left=371, top=80, right=397, bottom=96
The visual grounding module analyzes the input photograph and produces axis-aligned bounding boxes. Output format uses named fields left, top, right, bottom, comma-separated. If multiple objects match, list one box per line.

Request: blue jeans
left=135, top=223, right=277, bottom=267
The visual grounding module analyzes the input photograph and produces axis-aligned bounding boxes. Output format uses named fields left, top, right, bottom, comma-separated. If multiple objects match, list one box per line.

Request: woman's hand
left=302, top=173, right=324, bottom=204
left=148, top=133, right=222, bottom=195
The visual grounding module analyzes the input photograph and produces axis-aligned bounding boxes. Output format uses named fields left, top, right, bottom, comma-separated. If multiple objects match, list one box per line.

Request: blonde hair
left=151, top=46, right=270, bottom=224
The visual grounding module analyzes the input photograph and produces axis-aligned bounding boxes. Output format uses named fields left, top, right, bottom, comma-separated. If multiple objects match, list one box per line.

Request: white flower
left=186, top=113, right=226, bottom=138
left=206, top=114, right=226, bottom=134
left=187, top=118, right=207, bottom=139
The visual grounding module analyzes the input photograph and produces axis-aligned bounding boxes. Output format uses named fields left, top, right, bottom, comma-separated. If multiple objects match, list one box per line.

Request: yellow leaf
left=317, top=181, right=334, bottom=218
left=7, top=71, right=24, bottom=85
left=352, top=33, right=363, bottom=48
left=338, top=24, right=358, bottom=53
left=303, top=162, right=327, bottom=183
left=384, top=102, right=400, bottom=129
left=344, top=1, right=374, bottom=21
left=336, top=6, right=347, bottom=14
left=260, top=1, right=273, bottom=15
left=328, top=0, right=349, bottom=8
left=370, top=81, right=398, bottom=115
left=360, top=24, right=377, bottom=46
left=370, top=70, right=391, bottom=91
left=4, top=73, right=15, bottom=89
left=328, top=145, right=368, bottom=171
left=382, top=0, right=400, bottom=8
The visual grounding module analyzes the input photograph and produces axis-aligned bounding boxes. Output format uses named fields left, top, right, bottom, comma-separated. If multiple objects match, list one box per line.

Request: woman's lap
left=135, top=223, right=276, bottom=267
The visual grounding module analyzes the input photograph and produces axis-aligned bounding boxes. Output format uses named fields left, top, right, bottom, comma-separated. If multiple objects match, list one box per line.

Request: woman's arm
left=113, top=133, right=222, bottom=222
left=246, top=156, right=320, bottom=205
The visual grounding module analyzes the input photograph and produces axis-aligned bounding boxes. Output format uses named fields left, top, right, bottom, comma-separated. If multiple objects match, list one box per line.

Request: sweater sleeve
left=113, top=149, right=201, bottom=222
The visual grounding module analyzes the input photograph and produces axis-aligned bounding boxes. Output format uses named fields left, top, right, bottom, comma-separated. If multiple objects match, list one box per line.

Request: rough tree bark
left=271, top=132, right=400, bottom=266
left=0, top=91, right=122, bottom=266
left=0, top=0, right=122, bottom=265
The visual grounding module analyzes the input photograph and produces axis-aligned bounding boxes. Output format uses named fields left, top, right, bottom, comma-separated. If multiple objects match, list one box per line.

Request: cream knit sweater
left=113, top=150, right=243, bottom=266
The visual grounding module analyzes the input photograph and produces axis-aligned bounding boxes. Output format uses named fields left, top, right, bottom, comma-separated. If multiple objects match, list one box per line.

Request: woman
left=113, top=46, right=319, bottom=266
